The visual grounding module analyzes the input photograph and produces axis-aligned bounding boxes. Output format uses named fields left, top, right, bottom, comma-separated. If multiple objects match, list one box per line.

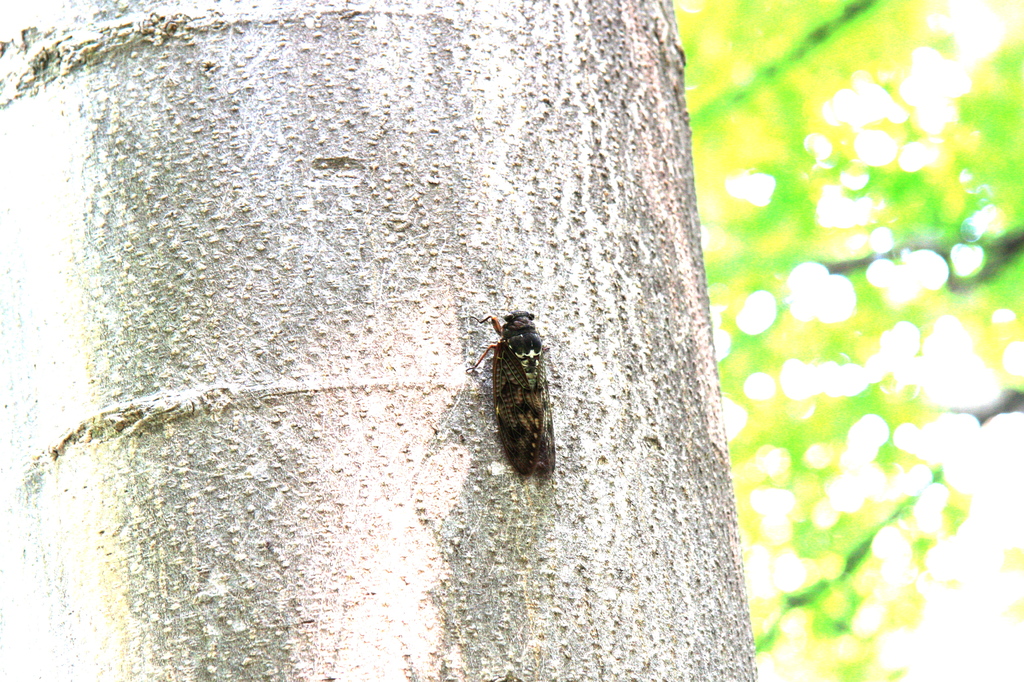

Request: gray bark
left=0, top=1, right=755, bottom=680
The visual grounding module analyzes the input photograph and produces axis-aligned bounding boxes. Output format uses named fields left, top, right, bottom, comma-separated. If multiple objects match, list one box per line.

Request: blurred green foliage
left=675, top=0, right=1024, bottom=679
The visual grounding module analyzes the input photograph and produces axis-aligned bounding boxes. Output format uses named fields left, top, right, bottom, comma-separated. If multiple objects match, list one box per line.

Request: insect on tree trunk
left=0, top=0, right=755, bottom=680
left=468, top=312, right=556, bottom=477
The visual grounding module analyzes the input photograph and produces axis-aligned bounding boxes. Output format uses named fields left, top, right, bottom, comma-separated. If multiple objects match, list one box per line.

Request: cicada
left=468, top=311, right=555, bottom=476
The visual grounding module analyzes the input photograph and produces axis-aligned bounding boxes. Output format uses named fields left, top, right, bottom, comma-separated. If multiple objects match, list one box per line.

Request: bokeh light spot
left=788, top=263, right=856, bottom=323
left=714, top=328, right=732, bottom=361
left=961, top=204, right=1003, bottom=241
left=898, top=141, right=940, bottom=171
left=1002, top=341, right=1024, bottom=376
left=780, top=358, right=868, bottom=400
left=919, top=317, right=1001, bottom=409
left=773, top=553, right=807, bottom=592
left=867, top=228, right=893, bottom=254
left=866, top=251, right=949, bottom=302
left=744, top=372, right=777, bottom=400
left=950, top=243, right=984, bottom=276
left=948, top=0, right=1005, bottom=66
left=736, top=290, right=777, bottom=335
left=824, top=73, right=908, bottom=128
left=841, top=168, right=870, bottom=190
left=725, top=171, right=776, bottom=207
left=816, top=185, right=875, bottom=229
left=893, top=422, right=923, bottom=454
left=905, top=250, right=949, bottom=290
left=848, top=414, right=890, bottom=450
left=991, top=309, right=1016, bottom=324
left=855, top=129, right=899, bottom=166
left=914, top=483, right=949, bottom=533
left=804, top=132, right=833, bottom=160
left=722, top=397, right=748, bottom=441
left=751, top=487, right=796, bottom=517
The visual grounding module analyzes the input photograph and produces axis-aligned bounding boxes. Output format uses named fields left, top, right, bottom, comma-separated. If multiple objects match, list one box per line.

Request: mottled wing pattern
left=492, top=341, right=555, bottom=476
left=534, top=347, right=556, bottom=476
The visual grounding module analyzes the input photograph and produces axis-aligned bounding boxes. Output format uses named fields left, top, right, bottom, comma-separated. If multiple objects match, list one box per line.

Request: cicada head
left=500, top=311, right=537, bottom=339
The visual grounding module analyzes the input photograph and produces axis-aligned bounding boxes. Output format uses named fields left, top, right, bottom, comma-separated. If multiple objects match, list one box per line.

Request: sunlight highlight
left=961, top=204, right=1003, bottom=241
left=826, top=464, right=886, bottom=513
left=780, top=359, right=869, bottom=400
left=913, top=483, right=950, bottom=533
left=711, top=304, right=731, bottom=361
left=900, top=47, right=972, bottom=135
left=869, top=227, right=894, bottom=252
left=722, top=397, right=748, bottom=440
left=854, top=129, right=898, bottom=166
left=883, top=413, right=1024, bottom=681
left=841, top=414, right=889, bottom=469
left=898, top=141, right=940, bottom=172
left=866, top=321, right=921, bottom=384
left=751, top=487, right=796, bottom=518
left=904, top=250, right=949, bottom=290
left=804, top=133, right=833, bottom=161
left=991, top=309, right=1016, bottom=324
left=946, top=0, right=1005, bottom=66
left=865, top=250, right=949, bottom=303
left=744, top=372, right=777, bottom=400
left=816, top=185, right=874, bottom=229
left=788, top=262, right=856, bottom=323
left=823, top=73, right=908, bottom=128
left=840, top=167, right=870, bottom=190
left=919, top=316, right=1001, bottom=409
left=772, top=553, right=807, bottom=592
left=847, top=414, right=890, bottom=451
left=1002, top=341, right=1024, bottom=376
left=865, top=318, right=1000, bottom=410
left=726, top=171, right=776, bottom=207
left=736, top=290, right=777, bottom=335
left=949, top=243, right=984, bottom=276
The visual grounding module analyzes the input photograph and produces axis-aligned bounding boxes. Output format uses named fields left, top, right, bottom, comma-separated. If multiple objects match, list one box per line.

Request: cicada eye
left=504, top=314, right=515, bottom=322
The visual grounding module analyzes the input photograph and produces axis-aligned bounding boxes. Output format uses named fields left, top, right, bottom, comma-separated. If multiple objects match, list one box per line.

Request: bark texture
left=0, top=0, right=755, bottom=679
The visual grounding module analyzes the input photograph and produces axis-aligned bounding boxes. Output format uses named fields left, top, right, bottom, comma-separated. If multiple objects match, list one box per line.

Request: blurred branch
left=755, top=389, right=1024, bottom=652
left=822, top=225, right=1024, bottom=293
left=954, top=389, right=1024, bottom=424
left=692, top=0, right=885, bottom=118
left=823, top=241, right=939, bottom=275
left=965, top=228, right=1024, bottom=289
left=755, top=467, right=944, bottom=651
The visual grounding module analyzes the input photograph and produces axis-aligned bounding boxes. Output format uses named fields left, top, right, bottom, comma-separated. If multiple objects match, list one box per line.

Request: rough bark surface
left=0, top=0, right=755, bottom=679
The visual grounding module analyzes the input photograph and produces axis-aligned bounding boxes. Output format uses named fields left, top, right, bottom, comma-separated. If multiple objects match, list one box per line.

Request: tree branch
left=822, top=225, right=1024, bottom=293
left=755, top=466, right=944, bottom=651
left=692, top=0, right=885, bottom=118
left=953, top=389, right=1024, bottom=424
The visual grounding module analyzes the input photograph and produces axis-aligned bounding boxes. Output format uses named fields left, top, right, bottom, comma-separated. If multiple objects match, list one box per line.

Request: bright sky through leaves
left=676, top=0, right=1024, bottom=678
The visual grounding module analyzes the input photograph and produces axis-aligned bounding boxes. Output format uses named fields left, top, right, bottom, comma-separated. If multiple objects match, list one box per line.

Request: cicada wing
left=532, top=347, right=555, bottom=475
left=492, top=341, right=554, bottom=476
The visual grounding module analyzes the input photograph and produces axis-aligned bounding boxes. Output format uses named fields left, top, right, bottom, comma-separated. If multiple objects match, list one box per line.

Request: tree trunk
left=0, top=1, right=755, bottom=680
